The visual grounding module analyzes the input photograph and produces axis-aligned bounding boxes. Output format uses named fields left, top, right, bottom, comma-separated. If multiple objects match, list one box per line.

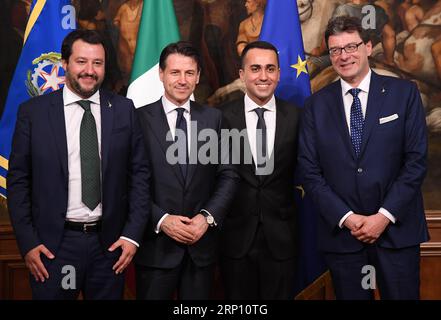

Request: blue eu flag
left=0, top=0, right=76, bottom=197
left=260, top=0, right=311, bottom=106
left=260, top=0, right=326, bottom=294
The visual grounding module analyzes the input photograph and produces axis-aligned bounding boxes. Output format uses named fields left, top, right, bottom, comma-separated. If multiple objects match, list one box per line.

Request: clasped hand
left=160, top=214, right=209, bottom=245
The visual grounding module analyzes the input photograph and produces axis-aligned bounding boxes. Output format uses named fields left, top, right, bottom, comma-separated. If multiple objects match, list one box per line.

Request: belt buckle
left=83, top=222, right=96, bottom=233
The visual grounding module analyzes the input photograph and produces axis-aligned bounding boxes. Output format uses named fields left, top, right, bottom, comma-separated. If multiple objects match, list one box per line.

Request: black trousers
left=135, top=251, right=214, bottom=300
left=30, top=229, right=125, bottom=300
left=221, top=225, right=296, bottom=300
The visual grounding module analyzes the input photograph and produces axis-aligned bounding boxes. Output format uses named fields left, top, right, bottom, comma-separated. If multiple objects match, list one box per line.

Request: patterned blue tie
left=175, top=108, right=188, bottom=180
left=349, top=88, right=363, bottom=157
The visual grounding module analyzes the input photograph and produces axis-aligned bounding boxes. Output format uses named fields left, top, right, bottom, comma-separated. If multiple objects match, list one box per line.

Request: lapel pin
left=381, top=87, right=386, bottom=93
left=107, top=101, right=112, bottom=108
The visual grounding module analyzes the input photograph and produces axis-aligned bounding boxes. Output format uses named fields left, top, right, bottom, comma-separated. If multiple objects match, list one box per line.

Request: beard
left=65, top=72, right=102, bottom=98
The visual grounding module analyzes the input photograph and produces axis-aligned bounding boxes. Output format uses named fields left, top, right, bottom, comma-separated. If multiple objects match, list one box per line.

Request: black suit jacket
left=7, top=89, right=151, bottom=258
left=218, top=97, right=301, bottom=260
left=135, top=99, right=239, bottom=268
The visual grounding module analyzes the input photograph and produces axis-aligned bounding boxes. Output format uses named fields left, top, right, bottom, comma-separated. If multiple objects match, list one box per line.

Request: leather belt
left=64, top=220, right=102, bottom=233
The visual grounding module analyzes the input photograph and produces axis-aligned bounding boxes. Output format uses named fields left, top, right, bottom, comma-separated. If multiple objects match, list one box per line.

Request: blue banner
left=0, top=0, right=76, bottom=197
left=260, top=0, right=326, bottom=294
left=259, top=0, right=311, bottom=106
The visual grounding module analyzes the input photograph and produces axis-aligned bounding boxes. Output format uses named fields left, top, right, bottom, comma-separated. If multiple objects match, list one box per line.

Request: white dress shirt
left=244, top=94, right=276, bottom=166
left=162, top=95, right=191, bottom=153
left=338, top=70, right=396, bottom=228
left=63, top=86, right=138, bottom=246
left=63, top=85, right=102, bottom=223
left=155, top=96, right=215, bottom=233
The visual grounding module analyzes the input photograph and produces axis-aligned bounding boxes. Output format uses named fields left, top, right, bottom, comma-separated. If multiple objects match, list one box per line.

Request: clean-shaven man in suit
left=7, top=30, right=150, bottom=299
left=298, top=16, right=429, bottom=299
left=135, top=41, right=239, bottom=300
left=218, top=41, right=301, bottom=299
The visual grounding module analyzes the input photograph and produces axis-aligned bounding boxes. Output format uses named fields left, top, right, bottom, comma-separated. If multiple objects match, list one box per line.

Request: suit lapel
left=48, top=90, right=68, bottom=177
left=148, top=100, right=185, bottom=187
left=100, top=90, right=113, bottom=175
left=231, top=99, right=257, bottom=181
left=329, top=80, right=357, bottom=160
left=185, top=101, right=205, bottom=189
left=264, top=99, right=288, bottom=184
left=360, top=72, right=385, bottom=158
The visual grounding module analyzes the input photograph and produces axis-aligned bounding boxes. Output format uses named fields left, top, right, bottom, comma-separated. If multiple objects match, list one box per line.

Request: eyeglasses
left=329, top=42, right=364, bottom=57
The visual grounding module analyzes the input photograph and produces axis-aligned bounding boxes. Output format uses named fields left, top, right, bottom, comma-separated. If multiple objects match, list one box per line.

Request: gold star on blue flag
left=291, top=55, right=308, bottom=78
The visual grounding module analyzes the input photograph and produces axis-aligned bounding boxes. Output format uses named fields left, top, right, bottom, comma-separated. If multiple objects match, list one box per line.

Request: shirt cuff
left=379, top=207, right=396, bottom=224
left=155, top=213, right=169, bottom=233
left=339, top=211, right=354, bottom=228
left=120, top=236, right=139, bottom=247
left=200, top=209, right=217, bottom=226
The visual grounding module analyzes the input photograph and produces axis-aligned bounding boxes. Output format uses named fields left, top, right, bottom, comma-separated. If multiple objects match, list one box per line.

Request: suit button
left=357, top=168, right=363, bottom=173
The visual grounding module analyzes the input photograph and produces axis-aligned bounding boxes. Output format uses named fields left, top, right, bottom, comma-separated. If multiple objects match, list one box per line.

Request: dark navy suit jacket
left=298, top=71, right=429, bottom=253
left=7, top=89, right=151, bottom=258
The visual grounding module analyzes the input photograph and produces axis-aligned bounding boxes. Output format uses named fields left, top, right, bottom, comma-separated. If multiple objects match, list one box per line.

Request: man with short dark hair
left=218, top=40, right=301, bottom=300
left=135, top=41, right=239, bottom=300
left=298, top=16, right=429, bottom=299
left=7, top=29, right=151, bottom=300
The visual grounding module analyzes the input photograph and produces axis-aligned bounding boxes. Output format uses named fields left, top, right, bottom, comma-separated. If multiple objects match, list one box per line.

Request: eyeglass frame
left=328, top=41, right=364, bottom=57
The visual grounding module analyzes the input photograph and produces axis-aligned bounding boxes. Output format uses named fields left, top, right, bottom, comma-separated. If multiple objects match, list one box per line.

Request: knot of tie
left=254, top=107, right=267, bottom=119
left=348, top=88, right=361, bottom=98
left=176, top=107, right=186, bottom=118
left=78, top=100, right=91, bottom=112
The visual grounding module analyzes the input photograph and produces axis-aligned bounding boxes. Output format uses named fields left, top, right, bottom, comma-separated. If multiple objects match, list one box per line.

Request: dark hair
left=159, top=41, right=202, bottom=72
left=324, top=16, right=370, bottom=48
left=240, top=41, right=280, bottom=68
left=61, top=29, right=106, bottom=61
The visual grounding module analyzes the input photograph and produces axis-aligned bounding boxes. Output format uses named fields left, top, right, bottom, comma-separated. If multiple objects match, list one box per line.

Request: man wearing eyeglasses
left=297, top=16, right=429, bottom=300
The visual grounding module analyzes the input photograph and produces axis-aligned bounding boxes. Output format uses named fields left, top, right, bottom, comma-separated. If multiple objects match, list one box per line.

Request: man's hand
left=343, top=213, right=366, bottom=232
left=187, top=214, right=209, bottom=245
left=24, top=244, right=55, bottom=282
left=109, top=238, right=137, bottom=274
left=161, top=215, right=195, bottom=244
left=351, top=213, right=391, bottom=244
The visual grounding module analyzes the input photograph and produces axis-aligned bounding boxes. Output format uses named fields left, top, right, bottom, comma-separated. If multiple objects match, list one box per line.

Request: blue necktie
left=349, top=88, right=363, bottom=157
left=254, top=108, right=267, bottom=168
left=175, top=108, right=188, bottom=180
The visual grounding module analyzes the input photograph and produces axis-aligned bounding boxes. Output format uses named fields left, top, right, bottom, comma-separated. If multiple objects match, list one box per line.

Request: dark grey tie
left=254, top=108, right=267, bottom=168
left=175, top=108, right=188, bottom=180
left=78, top=100, right=101, bottom=211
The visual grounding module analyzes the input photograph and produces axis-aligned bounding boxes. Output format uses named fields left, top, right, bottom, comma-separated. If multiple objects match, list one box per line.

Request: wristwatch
left=201, top=211, right=215, bottom=227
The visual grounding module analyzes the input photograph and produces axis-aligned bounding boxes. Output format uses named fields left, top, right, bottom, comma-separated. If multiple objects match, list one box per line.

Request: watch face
left=206, top=215, right=214, bottom=225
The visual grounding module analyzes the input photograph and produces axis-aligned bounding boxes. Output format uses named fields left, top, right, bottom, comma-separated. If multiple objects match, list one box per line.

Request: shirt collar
left=63, top=85, right=100, bottom=107
left=341, top=68, right=371, bottom=96
left=244, top=94, right=276, bottom=113
left=162, top=95, right=191, bottom=115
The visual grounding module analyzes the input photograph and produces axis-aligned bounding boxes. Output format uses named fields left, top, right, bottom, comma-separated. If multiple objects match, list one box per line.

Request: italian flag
left=127, top=0, right=180, bottom=108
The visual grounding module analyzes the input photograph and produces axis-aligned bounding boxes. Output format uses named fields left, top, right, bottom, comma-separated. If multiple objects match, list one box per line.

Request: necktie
left=349, top=88, right=364, bottom=157
left=175, top=108, right=188, bottom=180
left=254, top=108, right=267, bottom=168
left=78, top=100, right=101, bottom=211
